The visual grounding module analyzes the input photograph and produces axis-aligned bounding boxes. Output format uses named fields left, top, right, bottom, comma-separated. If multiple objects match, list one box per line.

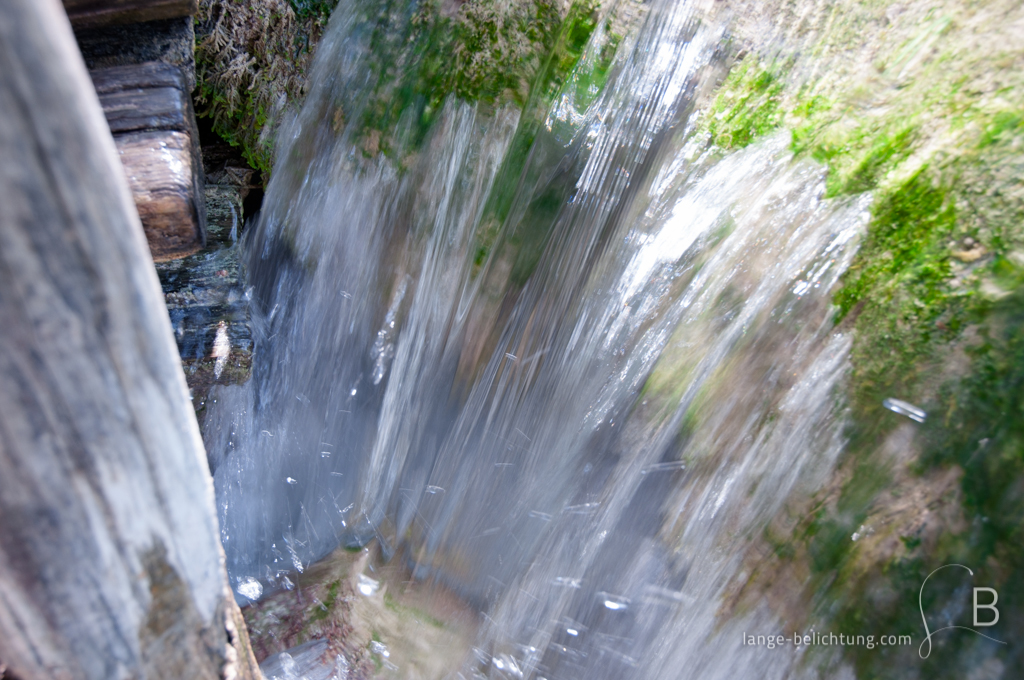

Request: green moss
left=703, top=57, right=784, bottom=150
left=462, top=1, right=617, bottom=284
left=197, top=81, right=277, bottom=175
left=196, top=0, right=601, bottom=175
left=195, top=0, right=334, bottom=176
left=324, top=579, right=341, bottom=607
left=928, top=290, right=1024, bottom=553
left=369, top=631, right=384, bottom=671
left=978, top=110, right=1024, bottom=149
left=383, top=592, right=447, bottom=628
left=835, top=169, right=956, bottom=322
left=835, top=126, right=916, bottom=196
left=353, top=0, right=590, bottom=155
left=342, top=0, right=607, bottom=165
left=811, top=293, right=1024, bottom=678
left=791, top=107, right=918, bottom=198
left=804, top=459, right=890, bottom=574
left=791, top=133, right=1024, bottom=680
left=288, top=0, right=339, bottom=19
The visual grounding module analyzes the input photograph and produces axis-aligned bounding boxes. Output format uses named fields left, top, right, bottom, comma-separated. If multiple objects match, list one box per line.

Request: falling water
left=204, top=0, right=873, bottom=676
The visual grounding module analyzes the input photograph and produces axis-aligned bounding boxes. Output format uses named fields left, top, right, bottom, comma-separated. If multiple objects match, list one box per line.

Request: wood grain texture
left=62, top=0, right=198, bottom=28
left=116, top=130, right=205, bottom=261
left=100, top=86, right=190, bottom=133
left=93, top=62, right=189, bottom=135
left=74, top=16, right=197, bottom=93
left=91, top=60, right=186, bottom=95
left=0, top=2, right=259, bottom=679
left=93, top=62, right=206, bottom=261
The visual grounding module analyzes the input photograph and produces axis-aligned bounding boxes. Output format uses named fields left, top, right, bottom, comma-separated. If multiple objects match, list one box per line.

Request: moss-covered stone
left=194, top=0, right=335, bottom=175
left=700, top=56, right=785, bottom=150
left=686, top=0, right=1024, bottom=676
left=194, top=0, right=618, bottom=180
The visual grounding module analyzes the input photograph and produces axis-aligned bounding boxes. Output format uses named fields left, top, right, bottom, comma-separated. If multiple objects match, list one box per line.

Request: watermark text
left=742, top=632, right=912, bottom=650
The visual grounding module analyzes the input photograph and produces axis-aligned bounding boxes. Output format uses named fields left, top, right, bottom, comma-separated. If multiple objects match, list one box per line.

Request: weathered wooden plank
left=100, top=86, right=190, bottom=132
left=90, top=59, right=185, bottom=94
left=75, top=16, right=196, bottom=92
left=62, top=0, right=198, bottom=28
left=0, top=2, right=259, bottom=679
left=93, top=62, right=189, bottom=133
left=90, top=62, right=206, bottom=261
left=116, top=130, right=205, bottom=260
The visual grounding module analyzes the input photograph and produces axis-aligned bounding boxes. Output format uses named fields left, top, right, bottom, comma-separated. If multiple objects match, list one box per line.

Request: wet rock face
left=684, top=1, right=1024, bottom=677
left=156, top=135, right=259, bottom=429
left=243, top=545, right=477, bottom=680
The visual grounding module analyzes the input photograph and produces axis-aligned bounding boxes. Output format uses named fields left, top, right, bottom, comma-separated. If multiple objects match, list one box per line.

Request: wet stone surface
left=243, top=544, right=477, bottom=680
left=156, top=138, right=260, bottom=420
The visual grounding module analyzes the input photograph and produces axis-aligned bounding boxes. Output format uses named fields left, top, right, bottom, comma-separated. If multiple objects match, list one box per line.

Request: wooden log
left=0, top=2, right=260, bottom=679
left=62, top=0, right=198, bottom=29
left=91, top=62, right=206, bottom=261
left=91, top=59, right=186, bottom=94
left=93, top=62, right=190, bottom=133
left=101, top=85, right=191, bottom=133
left=74, top=15, right=197, bottom=93
left=117, top=130, right=205, bottom=261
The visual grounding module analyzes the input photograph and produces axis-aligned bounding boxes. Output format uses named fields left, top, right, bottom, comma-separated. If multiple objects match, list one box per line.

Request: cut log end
left=116, top=130, right=204, bottom=260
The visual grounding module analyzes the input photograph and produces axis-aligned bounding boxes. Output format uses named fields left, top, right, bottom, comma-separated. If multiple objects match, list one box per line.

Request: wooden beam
left=0, top=2, right=259, bottom=679
left=117, top=130, right=205, bottom=260
left=91, top=58, right=187, bottom=92
left=62, top=0, right=198, bottom=29
left=93, top=61, right=190, bottom=133
left=91, top=62, right=206, bottom=261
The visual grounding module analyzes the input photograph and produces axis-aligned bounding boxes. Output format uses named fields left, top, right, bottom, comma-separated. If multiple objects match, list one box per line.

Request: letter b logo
left=973, top=587, right=999, bottom=626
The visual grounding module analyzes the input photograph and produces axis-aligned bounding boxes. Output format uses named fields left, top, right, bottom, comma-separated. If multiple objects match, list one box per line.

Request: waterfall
left=204, top=0, right=872, bottom=676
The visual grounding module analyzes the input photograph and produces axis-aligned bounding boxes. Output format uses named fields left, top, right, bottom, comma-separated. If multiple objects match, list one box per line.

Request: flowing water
left=204, top=0, right=874, bottom=676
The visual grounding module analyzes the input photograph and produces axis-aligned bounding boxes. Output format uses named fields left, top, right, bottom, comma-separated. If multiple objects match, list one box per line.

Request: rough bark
left=0, top=2, right=259, bottom=679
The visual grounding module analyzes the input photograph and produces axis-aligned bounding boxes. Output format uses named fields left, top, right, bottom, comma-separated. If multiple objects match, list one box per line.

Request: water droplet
left=882, top=397, right=926, bottom=423
left=237, top=577, right=262, bottom=600
left=357, top=574, right=379, bottom=596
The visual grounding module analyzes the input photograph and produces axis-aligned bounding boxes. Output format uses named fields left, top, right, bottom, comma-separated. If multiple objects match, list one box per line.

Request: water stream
left=204, top=0, right=873, bottom=676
